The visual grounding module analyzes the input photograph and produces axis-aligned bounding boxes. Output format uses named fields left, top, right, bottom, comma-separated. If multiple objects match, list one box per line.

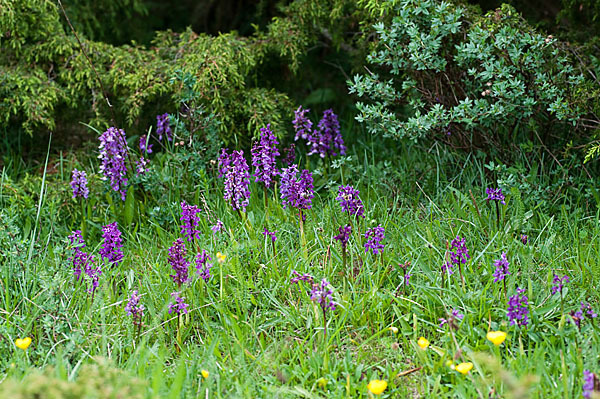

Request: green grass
left=0, top=128, right=599, bottom=398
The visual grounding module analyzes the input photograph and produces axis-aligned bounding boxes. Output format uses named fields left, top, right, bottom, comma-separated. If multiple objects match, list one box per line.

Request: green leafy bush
left=348, top=1, right=598, bottom=151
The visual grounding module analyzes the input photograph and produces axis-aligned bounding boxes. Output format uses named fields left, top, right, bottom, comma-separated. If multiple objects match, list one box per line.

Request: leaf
left=123, top=186, right=135, bottom=226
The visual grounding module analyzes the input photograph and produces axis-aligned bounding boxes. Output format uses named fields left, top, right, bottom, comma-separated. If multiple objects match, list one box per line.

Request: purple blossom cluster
left=439, top=309, right=464, bottom=329
left=311, top=279, right=336, bottom=312
left=520, top=234, right=528, bottom=244
left=293, top=106, right=313, bottom=141
left=334, top=224, right=352, bottom=250
left=180, top=201, right=201, bottom=242
left=364, top=225, right=385, bottom=254
left=282, top=143, right=296, bottom=166
left=486, top=187, right=506, bottom=205
left=583, top=370, right=597, bottom=399
left=450, top=236, right=470, bottom=265
left=507, top=288, right=529, bottom=327
left=441, top=261, right=454, bottom=276
left=336, top=185, right=365, bottom=218
left=570, top=302, right=598, bottom=328
left=125, top=290, right=145, bottom=323
left=139, top=135, right=153, bottom=154
left=156, top=113, right=172, bottom=142
left=251, top=124, right=280, bottom=188
left=98, top=127, right=129, bottom=201
left=195, top=250, right=213, bottom=282
left=136, top=157, right=149, bottom=176
left=168, top=292, right=189, bottom=315
left=280, top=165, right=314, bottom=211
left=168, top=238, right=189, bottom=287
left=68, top=230, right=92, bottom=281
left=219, top=149, right=251, bottom=212
left=307, top=109, right=346, bottom=158
left=70, top=169, right=89, bottom=199
left=551, top=274, right=569, bottom=295
left=210, top=219, right=224, bottom=234
left=492, top=252, right=510, bottom=282
left=290, top=270, right=314, bottom=285
left=262, top=228, right=277, bottom=243
left=99, top=222, right=124, bottom=267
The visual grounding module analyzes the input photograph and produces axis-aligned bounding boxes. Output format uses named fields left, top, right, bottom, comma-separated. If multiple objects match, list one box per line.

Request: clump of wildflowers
left=364, top=225, right=385, bottom=254
left=336, top=185, right=365, bottom=218
left=180, top=201, right=201, bottom=242
left=219, top=149, right=251, bottom=212
left=439, top=309, right=464, bottom=330
left=168, top=238, right=189, bottom=287
left=168, top=292, right=189, bottom=315
left=485, top=187, right=506, bottom=205
left=99, top=222, right=124, bottom=267
left=262, top=228, right=277, bottom=243
left=290, top=271, right=336, bottom=337
left=251, top=124, right=280, bottom=188
left=70, top=169, right=89, bottom=199
left=507, top=288, right=529, bottom=327
left=449, top=236, right=470, bottom=265
left=293, top=106, right=313, bottom=141
left=98, top=127, right=129, bottom=201
left=156, top=113, right=172, bottom=141
left=280, top=165, right=314, bottom=212
left=307, top=109, right=346, bottom=158
left=493, top=252, right=510, bottom=282
left=195, top=250, right=213, bottom=282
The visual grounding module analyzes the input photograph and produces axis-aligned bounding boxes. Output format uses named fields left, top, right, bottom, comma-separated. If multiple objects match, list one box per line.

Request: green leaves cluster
left=348, top=1, right=596, bottom=149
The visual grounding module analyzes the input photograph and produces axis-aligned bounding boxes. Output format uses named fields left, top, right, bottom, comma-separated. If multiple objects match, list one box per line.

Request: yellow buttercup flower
left=216, top=252, right=226, bottom=264
left=15, top=337, right=32, bottom=350
left=417, top=336, right=430, bottom=350
left=486, top=331, right=507, bottom=346
left=201, top=369, right=209, bottom=379
left=367, top=379, right=388, bottom=395
left=389, top=326, right=398, bottom=334
left=455, top=362, right=473, bottom=375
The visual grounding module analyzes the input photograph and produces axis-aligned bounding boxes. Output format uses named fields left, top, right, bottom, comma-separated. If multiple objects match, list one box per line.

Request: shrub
left=348, top=1, right=599, bottom=152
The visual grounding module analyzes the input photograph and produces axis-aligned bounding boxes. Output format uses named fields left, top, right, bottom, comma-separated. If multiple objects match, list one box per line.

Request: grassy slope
left=0, top=123, right=599, bottom=398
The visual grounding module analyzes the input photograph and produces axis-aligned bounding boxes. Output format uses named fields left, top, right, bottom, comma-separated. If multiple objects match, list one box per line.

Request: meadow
left=1, top=107, right=599, bottom=398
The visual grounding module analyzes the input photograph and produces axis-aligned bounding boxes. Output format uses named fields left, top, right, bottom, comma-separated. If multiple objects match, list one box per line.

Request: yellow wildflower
left=216, top=252, right=226, bottom=264
left=367, top=379, right=388, bottom=395
left=417, top=336, right=430, bottom=350
left=201, top=369, right=209, bottom=379
left=486, top=331, right=507, bottom=346
left=15, top=337, right=32, bottom=350
left=455, top=362, right=473, bottom=375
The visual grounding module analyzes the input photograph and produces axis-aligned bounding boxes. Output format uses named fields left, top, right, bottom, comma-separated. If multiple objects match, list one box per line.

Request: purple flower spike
left=364, top=225, right=385, bottom=254
left=551, top=274, right=570, bottom=295
left=507, top=288, right=529, bottom=327
left=125, top=290, right=145, bottom=321
left=492, top=252, right=510, bottom=282
left=450, top=236, right=470, bottom=265
left=180, top=201, right=201, bottom=242
left=251, top=124, right=280, bottom=188
left=308, top=109, right=346, bottom=158
left=486, top=187, right=506, bottom=205
left=311, top=278, right=336, bottom=312
left=98, top=127, right=129, bottom=201
left=262, top=228, right=277, bottom=243
left=293, top=106, right=313, bottom=141
left=68, top=230, right=91, bottom=281
left=139, top=135, right=153, bottom=154
left=583, top=370, right=597, bottom=399
left=441, top=261, right=454, bottom=276
left=581, top=302, right=598, bottom=320
left=99, top=222, right=124, bottom=267
left=168, top=292, right=189, bottom=315
left=336, top=185, right=365, bottom=218
left=156, top=113, right=172, bottom=142
left=219, top=149, right=251, bottom=212
left=439, top=308, right=464, bottom=329
left=280, top=165, right=314, bottom=211
left=282, top=143, right=296, bottom=166
left=70, top=169, right=89, bottom=199
left=520, top=234, right=528, bottom=244
left=334, top=224, right=352, bottom=250
left=168, top=238, right=189, bottom=287
left=211, top=219, right=224, bottom=234
left=136, top=157, right=149, bottom=176
left=195, top=250, right=213, bottom=282
left=290, top=270, right=314, bottom=285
